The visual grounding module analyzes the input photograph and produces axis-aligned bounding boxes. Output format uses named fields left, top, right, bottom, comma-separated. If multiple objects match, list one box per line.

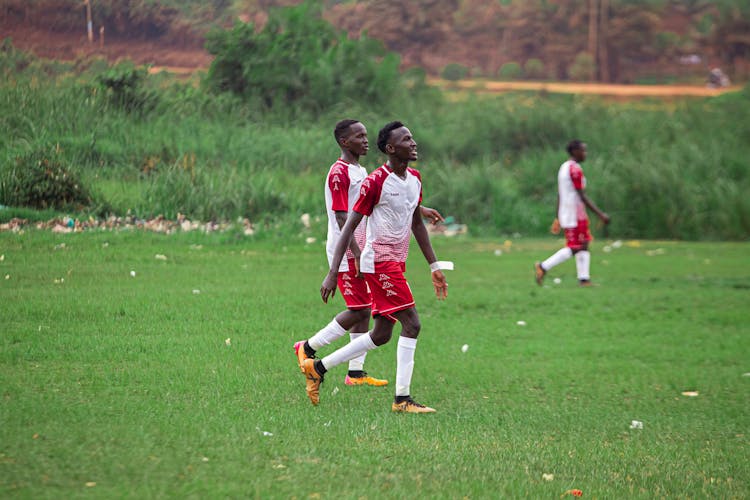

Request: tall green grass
left=2, top=73, right=749, bottom=239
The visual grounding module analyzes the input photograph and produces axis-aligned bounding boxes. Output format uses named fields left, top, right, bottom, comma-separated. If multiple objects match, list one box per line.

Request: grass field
left=1, top=230, right=748, bottom=498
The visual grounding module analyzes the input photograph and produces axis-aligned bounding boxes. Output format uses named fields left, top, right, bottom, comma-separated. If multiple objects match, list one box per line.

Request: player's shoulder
left=329, top=159, right=349, bottom=173
left=368, top=165, right=390, bottom=183
left=406, top=166, right=422, bottom=181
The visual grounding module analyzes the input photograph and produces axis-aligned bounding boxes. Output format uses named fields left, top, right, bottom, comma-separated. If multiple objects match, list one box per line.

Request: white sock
left=321, top=333, right=376, bottom=371
left=542, top=247, right=573, bottom=271
left=347, top=332, right=368, bottom=371
left=395, top=336, right=418, bottom=397
left=308, top=319, right=346, bottom=351
left=576, top=250, right=591, bottom=281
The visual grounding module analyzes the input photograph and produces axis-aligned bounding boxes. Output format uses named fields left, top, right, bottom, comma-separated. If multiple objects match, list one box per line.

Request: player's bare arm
left=321, top=211, right=365, bottom=303
left=411, top=206, right=448, bottom=300
left=577, top=188, right=610, bottom=224
left=335, top=210, right=362, bottom=259
left=420, top=206, right=444, bottom=225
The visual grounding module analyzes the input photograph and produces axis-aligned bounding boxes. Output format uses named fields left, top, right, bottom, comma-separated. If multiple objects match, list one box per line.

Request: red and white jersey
left=325, top=159, right=368, bottom=272
left=354, top=164, right=422, bottom=273
left=557, top=159, right=587, bottom=229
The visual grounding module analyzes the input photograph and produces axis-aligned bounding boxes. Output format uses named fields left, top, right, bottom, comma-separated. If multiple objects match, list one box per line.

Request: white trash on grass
left=630, top=420, right=644, bottom=429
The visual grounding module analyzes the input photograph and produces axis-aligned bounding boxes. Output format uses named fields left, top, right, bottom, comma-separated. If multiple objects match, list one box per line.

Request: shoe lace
left=406, top=398, right=425, bottom=408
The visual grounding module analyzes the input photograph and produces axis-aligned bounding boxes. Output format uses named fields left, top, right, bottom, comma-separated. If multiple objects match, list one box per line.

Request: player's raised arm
left=321, top=211, right=365, bottom=303
left=411, top=205, right=448, bottom=299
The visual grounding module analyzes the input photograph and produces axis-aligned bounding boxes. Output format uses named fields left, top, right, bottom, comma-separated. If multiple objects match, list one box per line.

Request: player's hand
left=601, top=213, right=611, bottom=225
left=431, top=270, right=448, bottom=300
left=320, top=271, right=337, bottom=303
left=550, top=218, right=561, bottom=234
left=354, top=257, right=363, bottom=279
left=421, top=207, right=445, bottom=226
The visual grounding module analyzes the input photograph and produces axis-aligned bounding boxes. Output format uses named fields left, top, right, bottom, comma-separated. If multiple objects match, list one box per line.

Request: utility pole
left=600, top=0, right=609, bottom=82
left=588, top=0, right=599, bottom=81
left=85, top=0, right=93, bottom=44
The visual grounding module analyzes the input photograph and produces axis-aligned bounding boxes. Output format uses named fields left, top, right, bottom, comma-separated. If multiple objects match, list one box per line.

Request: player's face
left=574, top=144, right=587, bottom=162
left=389, top=126, right=418, bottom=162
left=343, top=122, right=369, bottom=156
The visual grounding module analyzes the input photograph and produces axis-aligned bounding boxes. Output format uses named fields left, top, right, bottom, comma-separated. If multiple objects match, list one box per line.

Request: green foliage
left=97, top=62, right=157, bottom=114
left=1, top=47, right=749, bottom=240
left=0, top=38, right=32, bottom=77
left=523, top=58, right=546, bottom=80
left=568, top=52, right=595, bottom=81
left=442, top=63, right=469, bottom=81
left=497, top=61, right=522, bottom=80
left=139, top=158, right=291, bottom=221
left=1, top=146, right=92, bottom=210
left=205, top=0, right=403, bottom=111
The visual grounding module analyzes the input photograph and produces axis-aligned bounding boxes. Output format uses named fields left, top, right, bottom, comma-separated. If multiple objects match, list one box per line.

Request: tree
left=204, top=0, right=402, bottom=110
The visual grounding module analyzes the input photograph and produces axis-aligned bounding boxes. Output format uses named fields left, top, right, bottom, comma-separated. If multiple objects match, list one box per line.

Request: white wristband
left=430, top=261, right=454, bottom=272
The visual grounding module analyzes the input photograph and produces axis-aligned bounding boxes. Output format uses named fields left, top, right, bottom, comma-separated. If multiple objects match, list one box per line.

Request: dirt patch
left=4, top=25, right=211, bottom=68
left=429, top=78, right=741, bottom=97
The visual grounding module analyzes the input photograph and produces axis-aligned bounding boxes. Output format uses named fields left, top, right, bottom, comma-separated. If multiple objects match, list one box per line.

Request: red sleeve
left=353, top=173, right=383, bottom=216
left=408, top=167, right=423, bottom=204
left=569, top=163, right=584, bottom=190
left=328, top=162, right=350, bottom=212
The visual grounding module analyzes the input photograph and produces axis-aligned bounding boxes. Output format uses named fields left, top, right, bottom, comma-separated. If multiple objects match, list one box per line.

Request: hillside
left=2, top=0, right=749, bottom=82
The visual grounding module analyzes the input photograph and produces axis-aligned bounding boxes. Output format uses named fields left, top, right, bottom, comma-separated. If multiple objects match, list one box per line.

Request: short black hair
left=334, top=119, right=360, bottom=145
left=566, top=140, right=584, bottom=155
left=377, top=121, right=405, bottom=153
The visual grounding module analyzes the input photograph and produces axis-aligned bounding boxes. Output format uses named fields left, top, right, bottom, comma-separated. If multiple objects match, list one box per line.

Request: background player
left=535, top=140, right=610, bottom=286
left=294, top=119, right=443, bottom=388
left=300, top=121, right=449, bottom=413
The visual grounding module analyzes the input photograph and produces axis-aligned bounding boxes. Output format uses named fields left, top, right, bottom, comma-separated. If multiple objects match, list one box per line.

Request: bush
left=97, top=62, right=157, bottom=114
left=442, top=63, right=469, bottom=81
left=498, top=62, right=522, bottom=80
left=568, top=52, right=596, bottom=81
left=1, top=146, right=92, bottom=210
left=204, top=0, right=403, bottom=111
left=524, top=58, right=546, bottom=80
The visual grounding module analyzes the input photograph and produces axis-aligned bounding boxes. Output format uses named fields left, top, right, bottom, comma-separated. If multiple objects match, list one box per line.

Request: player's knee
left=370, top=328, right=392, bottom=346
left=402, top=317, right=421, bottom=338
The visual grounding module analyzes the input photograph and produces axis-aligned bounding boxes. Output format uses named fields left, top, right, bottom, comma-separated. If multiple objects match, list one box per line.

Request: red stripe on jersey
left=569, top=162, right=584, bottom=190
left=328, top=159, right=351, bottom=212
left=353, top=165, right=387, bottom=216
left=407, top=167, right=423, bottom=204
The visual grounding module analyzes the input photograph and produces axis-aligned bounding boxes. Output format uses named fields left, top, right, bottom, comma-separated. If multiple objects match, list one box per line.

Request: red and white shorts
left=364, top=261, right=415, bottom=323
left=564, top=219, right=592, bottom=251
left=337, top=258, right=372, bottom=310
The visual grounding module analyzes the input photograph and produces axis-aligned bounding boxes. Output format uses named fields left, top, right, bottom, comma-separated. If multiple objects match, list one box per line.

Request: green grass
left=1, top=230, right=748, bottom=498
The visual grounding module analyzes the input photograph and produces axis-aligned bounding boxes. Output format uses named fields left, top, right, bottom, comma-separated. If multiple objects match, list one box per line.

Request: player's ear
left=385, top=143, right=395, bottom=154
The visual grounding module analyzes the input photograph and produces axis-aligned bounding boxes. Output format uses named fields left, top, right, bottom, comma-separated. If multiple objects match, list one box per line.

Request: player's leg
left=536, top=226, right=580, bottom=285
left=345, top=311, right=388, bottom=386
left=294, top=263, right=371, bottom=369
left=573, top=220, right=593, bottom=286
left=343, top=275, right=387, bottom=386
left=300, top=315, right=391, bottom=405
left=299, top=268, right=393, bottom=406
left=295, top=308, right=369, bottom=369
left=389, top=307, right=434, bottom=413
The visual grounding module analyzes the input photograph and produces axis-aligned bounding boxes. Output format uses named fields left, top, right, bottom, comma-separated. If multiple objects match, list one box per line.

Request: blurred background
left=1, top=1, right=749, bottom=240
